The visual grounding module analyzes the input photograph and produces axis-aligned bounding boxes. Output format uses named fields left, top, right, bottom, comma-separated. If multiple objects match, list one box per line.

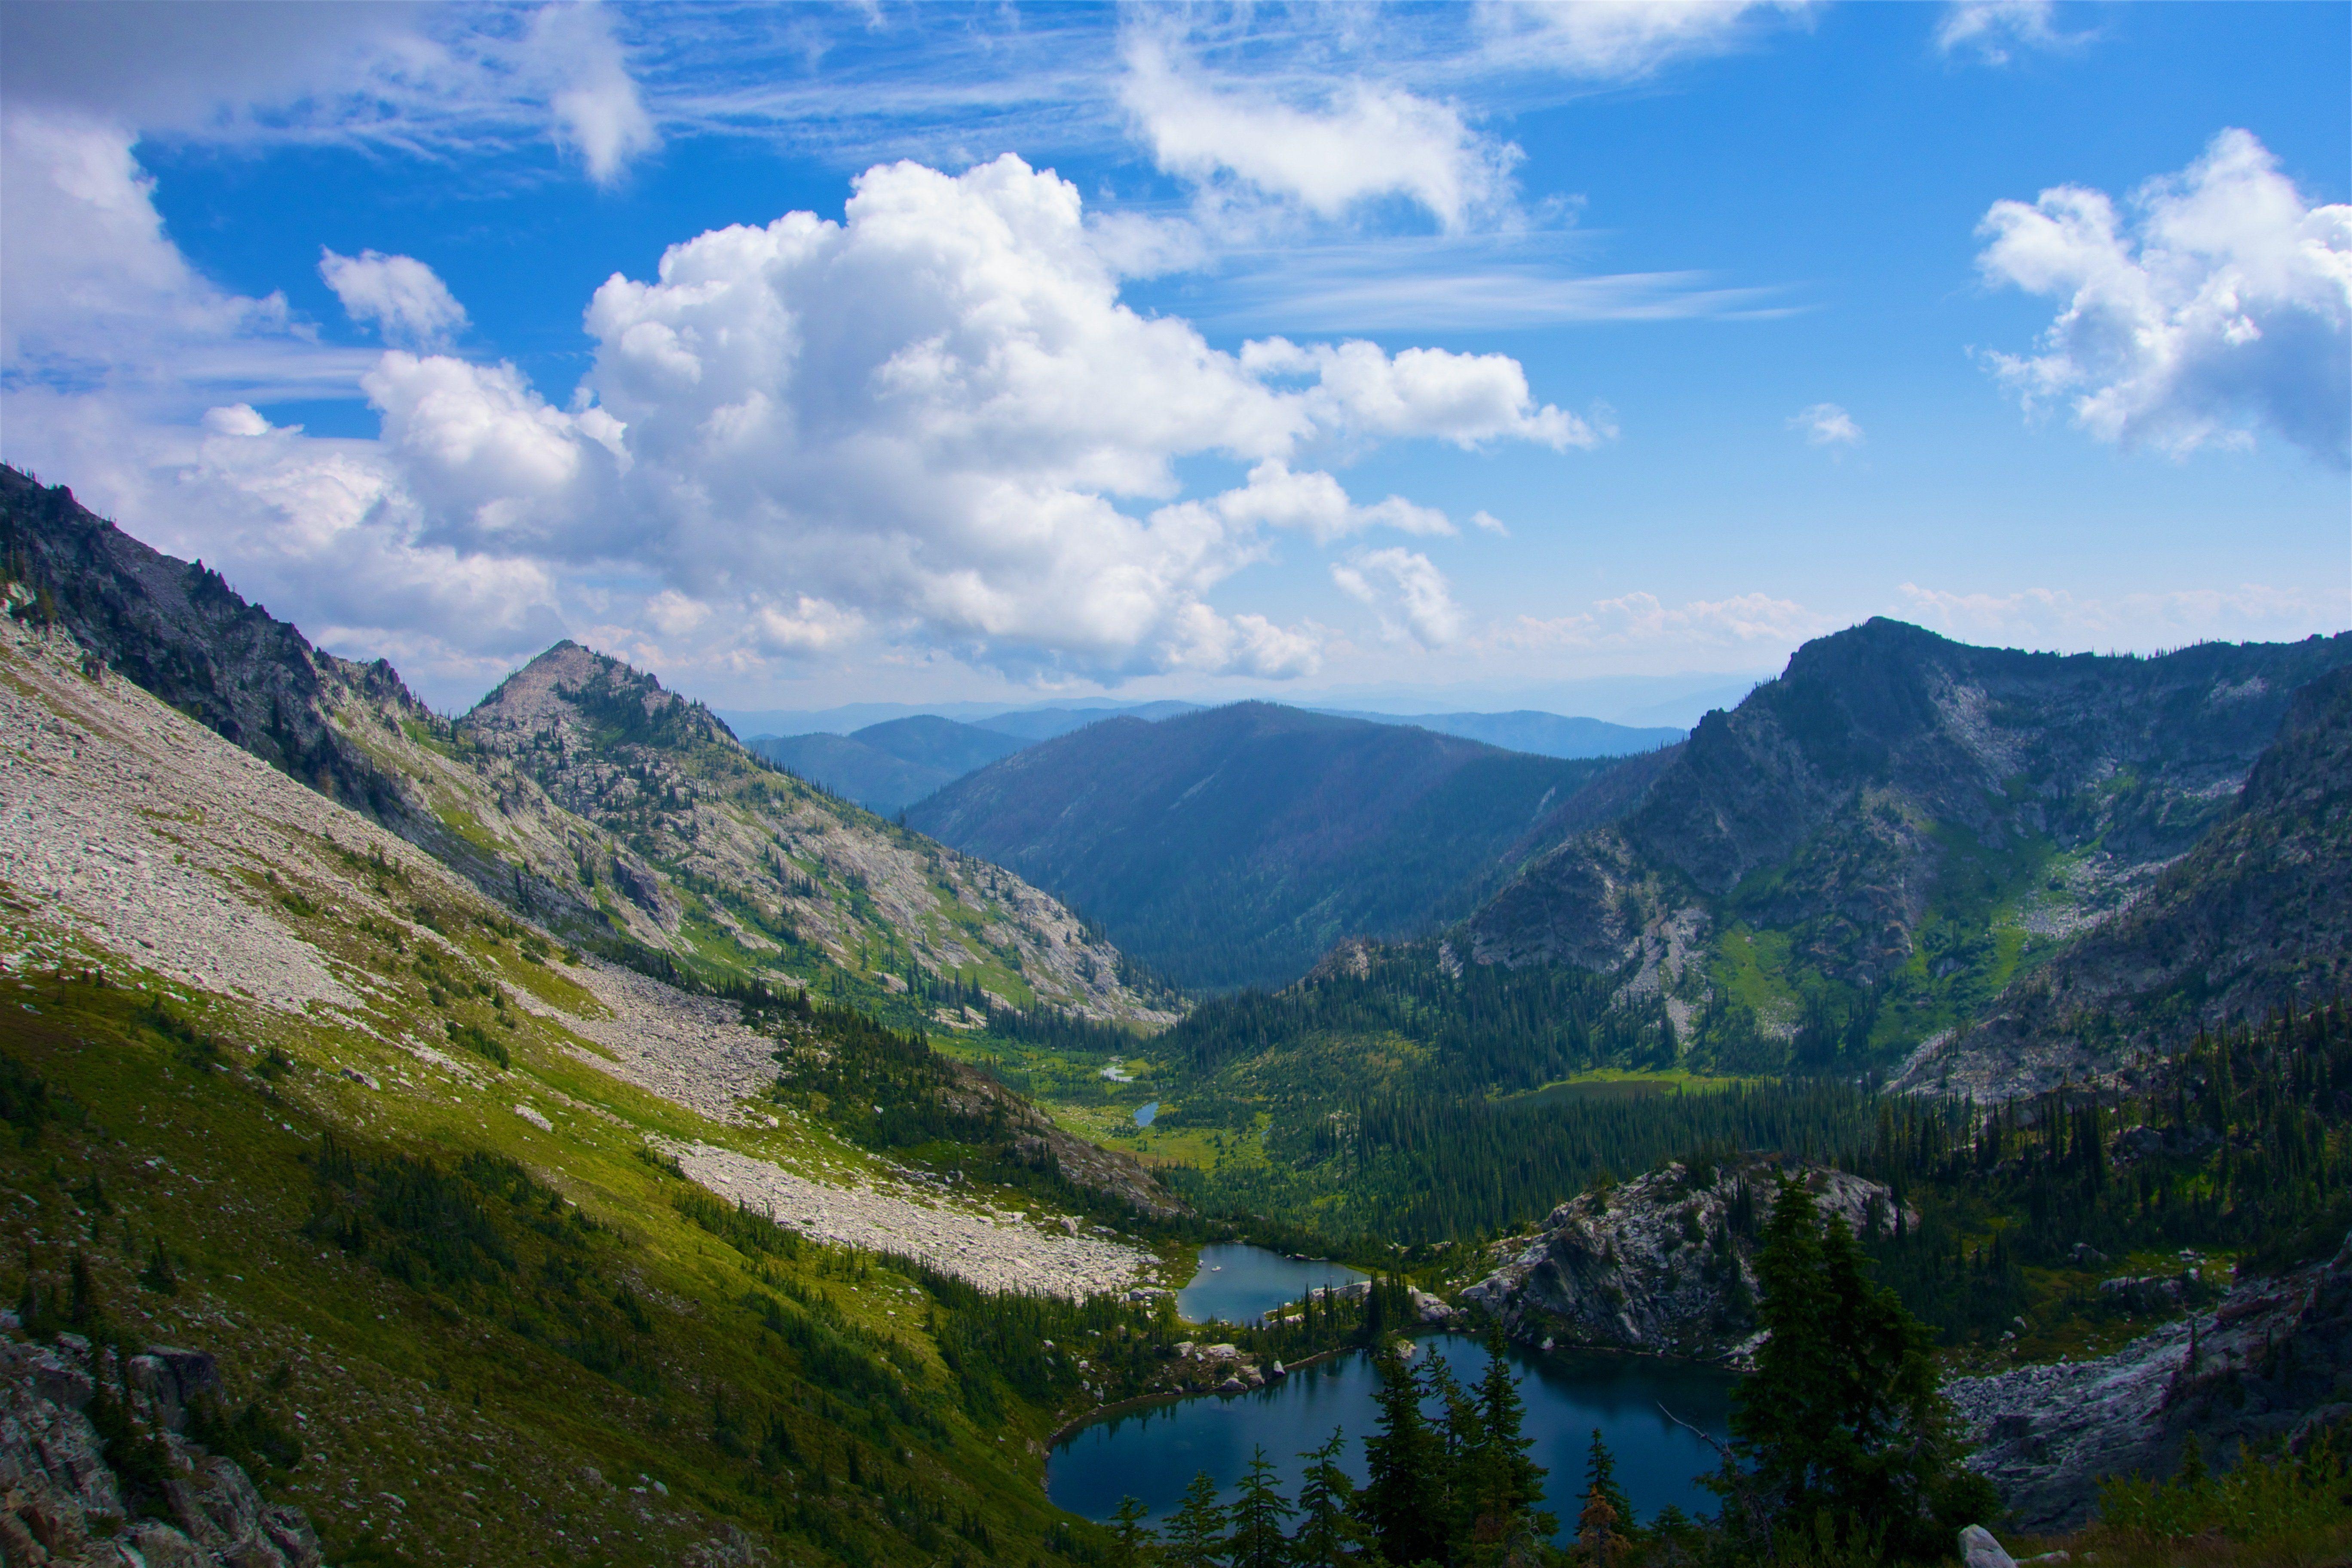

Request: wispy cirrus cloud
left=0, top=0, right=658, bottom=182
left=1498, top=591, right=1833, bottom=655
left=1120, top=36, right=1519, bottom=234
left=1197, top=238, right=1797, bottom=332
left=1934, top=1, right=2091, bottom=66
left=1896, top=581, right=2340, bottom=648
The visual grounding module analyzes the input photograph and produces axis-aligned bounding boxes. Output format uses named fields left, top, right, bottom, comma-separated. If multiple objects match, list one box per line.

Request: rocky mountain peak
left=466, top=640, right=736, bottom=755
left=1464, top=621, right=2352, bottom=1067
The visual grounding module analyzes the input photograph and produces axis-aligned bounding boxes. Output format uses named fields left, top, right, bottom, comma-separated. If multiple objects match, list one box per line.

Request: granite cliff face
left=1898, top=666, right=2352, bottom=1100
left=1462, top=619, right=2352, bottom=1064
left=1458, top=1157, right=1910, bottom=1364
left=0, top=1331, right=327, bottom=1568
left=0, top=466, right=1168, bottom=1025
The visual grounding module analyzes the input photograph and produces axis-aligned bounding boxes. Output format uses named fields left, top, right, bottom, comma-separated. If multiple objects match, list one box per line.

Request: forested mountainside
left=0, top=466, right=1168, bottom=1027
left=749, top=715, right=1026, bottom=815
left=907, top=701, right=1619, bottom=989
left=1899, top=664, right=2352, bottom=1100
left=0, top=602, right=1214, bottom=1565
left=1464, top=618, right=2352, bottom=1071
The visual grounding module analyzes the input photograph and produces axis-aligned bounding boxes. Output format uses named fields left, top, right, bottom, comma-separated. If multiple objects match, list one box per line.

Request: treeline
left=1160, top=945, right=1675, bottom=1096
left=1840, top=997, right=2352, bottom=1344
left=1165, top=1078, right=1881, bottom=1245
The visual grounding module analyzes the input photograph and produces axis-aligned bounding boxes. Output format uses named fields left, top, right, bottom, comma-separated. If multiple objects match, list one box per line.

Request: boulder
left=1959, top=1524, right=2018, bottom=1568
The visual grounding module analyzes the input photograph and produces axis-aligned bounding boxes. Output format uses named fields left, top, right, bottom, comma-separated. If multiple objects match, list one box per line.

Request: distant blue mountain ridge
left=740, top=700, right=1683, bottom=816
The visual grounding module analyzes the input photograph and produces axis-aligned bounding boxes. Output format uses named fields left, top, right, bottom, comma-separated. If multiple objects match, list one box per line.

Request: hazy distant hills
left=906, top=701, right=1619, bottom=989
left=1313, top=708, right=1681, bottom=758
left=750, top=716, right=1029, bottom=815
left=751, top=703, right=1677, bottom=815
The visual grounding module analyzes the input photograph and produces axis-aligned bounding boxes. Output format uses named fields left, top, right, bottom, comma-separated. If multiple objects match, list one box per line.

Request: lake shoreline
left=1047, top=1341, right=1362, bottom=1449
left=1047, top=1321, right=1739, bottom=1532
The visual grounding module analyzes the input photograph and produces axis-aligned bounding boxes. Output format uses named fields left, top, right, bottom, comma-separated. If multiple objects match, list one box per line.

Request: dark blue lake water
left=1177, top=1243, right=1366, bottom=1327
left=1048, top=1335, right=1735, bottom=1537
left=1134, top=1101, right=1159, bottom=1127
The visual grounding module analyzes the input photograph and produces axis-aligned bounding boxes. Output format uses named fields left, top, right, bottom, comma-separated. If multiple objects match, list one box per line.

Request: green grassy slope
left=0, top=615, right=1197, bottom=1566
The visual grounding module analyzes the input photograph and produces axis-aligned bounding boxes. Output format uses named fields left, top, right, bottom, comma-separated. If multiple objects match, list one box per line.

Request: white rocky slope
left=1948, top=1232, right=2352, bottom=1531
left=0, top=613, right=1160, bottom=1298
left=1460, top=1156, right=1912, bottom=1364
left=450, top=640, right=1176, bottom=1025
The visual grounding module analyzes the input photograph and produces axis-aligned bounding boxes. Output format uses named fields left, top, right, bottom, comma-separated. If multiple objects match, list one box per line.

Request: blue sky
left=3, top=2, right=2345, bottom=717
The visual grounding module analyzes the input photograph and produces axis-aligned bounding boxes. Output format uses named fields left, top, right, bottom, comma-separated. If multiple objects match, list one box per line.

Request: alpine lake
left=1050, top=1246, right=1736, bottom=1540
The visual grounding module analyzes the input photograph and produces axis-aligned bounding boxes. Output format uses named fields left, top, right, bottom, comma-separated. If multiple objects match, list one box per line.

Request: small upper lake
left=1177, top=1243, right=1366, bottom=1327
left=1050, top=1335, right=1735, bottom=1538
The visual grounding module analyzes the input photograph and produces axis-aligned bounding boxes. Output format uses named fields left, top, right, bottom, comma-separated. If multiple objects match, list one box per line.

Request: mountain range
left=749, top=704, right=1677, bottom=817
left=1458, top=617, right=2352, bottom=1075
left=749, top=716, right=1032, bottom=815
left=907, top=702, right=1621, bottom=989
left=9, top=458, right=2352, bottom=1561
left=0, top=466, right=1166, bottom=1028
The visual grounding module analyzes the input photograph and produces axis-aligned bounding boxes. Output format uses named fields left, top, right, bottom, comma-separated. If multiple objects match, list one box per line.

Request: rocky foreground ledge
left=0, top=1327, right=328, bottom=1567
left=1946, top=1230, right=2352, bottom=1533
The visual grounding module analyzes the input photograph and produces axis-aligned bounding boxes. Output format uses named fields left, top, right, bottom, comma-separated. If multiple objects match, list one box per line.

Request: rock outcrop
left=1948, top=1231, right=2352, bottom=1532
left=0, top=1330, right=326, bottom=1568
left=1459, top=1157, right=1912, bottom=1364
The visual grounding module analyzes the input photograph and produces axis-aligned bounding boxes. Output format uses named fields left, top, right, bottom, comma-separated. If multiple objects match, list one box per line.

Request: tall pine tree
left=1228, top=1446, right=1297, bottom=1568
left=1294, top=1428, right=1371, bottom=1567
left=1165, top=1471, right=1229, bottom=1568
left=1730, top=1175, right=1996, bottom=1557
left=1357, top=1344, right=1445, bottom=1566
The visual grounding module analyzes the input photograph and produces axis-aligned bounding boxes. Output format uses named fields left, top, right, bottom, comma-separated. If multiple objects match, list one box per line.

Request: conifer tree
left=1429, top=1350, right=1480, bottom=1541
left=1469, top=1322, right=1546, bottom=1537
left=1294, top=1428, right=1371, bottom=1567
left=1228, top=1446, right=1296, bottom=1568
left=1357, top=1344, right=1443, bottom=1566
left=1730, top=1175, right=1995, bottom=1557
left=1109, top=1496, right=1158, bottom=1568
left=1582, top=1429, right=1632, bottom=1544
left=1165, top=1471, right=1229, bottom=1568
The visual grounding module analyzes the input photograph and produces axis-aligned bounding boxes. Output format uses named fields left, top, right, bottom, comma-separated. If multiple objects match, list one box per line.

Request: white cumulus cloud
left=1789, top=402, right=1863, bottom=447
left=1120, top=37, right=1518, bottom=232
left=1976, top=128, right=2352, bottom=468
left=1332, top=548, right=1464, bottom=648
left=320, top=250, right=470, bottom=350
left=1242, top=336, right=1600, bottom=450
